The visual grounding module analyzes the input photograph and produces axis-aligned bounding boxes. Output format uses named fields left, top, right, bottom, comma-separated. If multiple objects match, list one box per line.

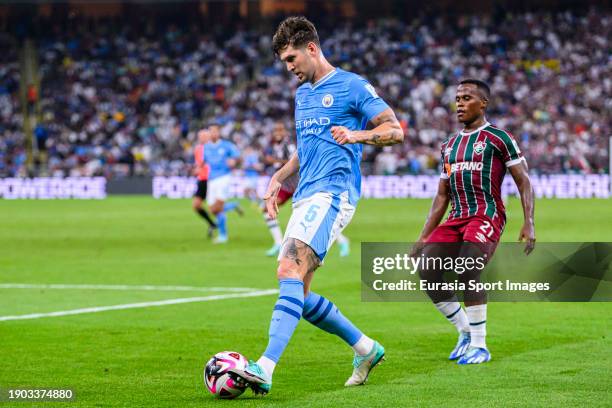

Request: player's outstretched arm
left=509, top=160, right=536, bottom=254
left=270, top=152, right=299, bottom=184
left=263, top=153, right=299, bottom=219
left=416, top=179, right=451, bottom=243
left=331, top=108, right=404, bottom=146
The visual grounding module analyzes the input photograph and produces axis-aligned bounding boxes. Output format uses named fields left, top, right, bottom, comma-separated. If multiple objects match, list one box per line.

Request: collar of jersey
left=310, top=68, right=338, bottom=90
left=460, top=121, right=490, bottom=135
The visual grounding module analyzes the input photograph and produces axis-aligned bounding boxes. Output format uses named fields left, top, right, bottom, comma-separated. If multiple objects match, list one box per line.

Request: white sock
left=434, top=300, right=470, bottom=333
left=336, top=233, right=349, bottom=245
left=466, top=304, right=487, bottom=349
left=256, top=356, right=276, bottom=377
left=352, top=334, right=375, bottom=356
left=264, top=214, right=283, bottom=245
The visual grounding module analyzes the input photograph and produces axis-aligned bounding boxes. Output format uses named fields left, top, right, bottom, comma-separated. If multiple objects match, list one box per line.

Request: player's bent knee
left=210, top=202, right=223, bottom=214
left=276, top=258, right=301, bottom=281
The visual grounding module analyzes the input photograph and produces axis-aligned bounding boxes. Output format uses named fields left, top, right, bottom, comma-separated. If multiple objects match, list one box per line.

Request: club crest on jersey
left=444, top=147, right=453, bottom=157
left=473, top=141, right=486, bottom=155
left=322, top=94, right=334, bottom=108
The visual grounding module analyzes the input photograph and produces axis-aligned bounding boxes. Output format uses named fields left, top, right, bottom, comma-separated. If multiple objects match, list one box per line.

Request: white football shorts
left=279, top=191, right=355, bottom=261
left=206, top=174, right=232, bottom=205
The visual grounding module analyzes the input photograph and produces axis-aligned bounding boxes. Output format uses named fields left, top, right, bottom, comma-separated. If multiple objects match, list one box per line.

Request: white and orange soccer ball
left=203, top=351, right=248, bottom=399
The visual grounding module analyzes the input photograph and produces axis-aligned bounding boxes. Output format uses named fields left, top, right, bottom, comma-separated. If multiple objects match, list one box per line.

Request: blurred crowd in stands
left=0, top=9, right=610, bottom=178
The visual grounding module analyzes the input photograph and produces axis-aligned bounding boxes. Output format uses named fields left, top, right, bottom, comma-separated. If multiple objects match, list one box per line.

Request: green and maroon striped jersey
left=440, top=122, right=524, bottom=227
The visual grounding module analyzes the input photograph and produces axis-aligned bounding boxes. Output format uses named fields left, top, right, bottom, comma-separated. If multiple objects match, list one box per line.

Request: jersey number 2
left=479, top=221, right=494, bottom=238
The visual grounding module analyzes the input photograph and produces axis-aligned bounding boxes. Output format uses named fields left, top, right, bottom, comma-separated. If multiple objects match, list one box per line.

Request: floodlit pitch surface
left=1, top=197, right=610, bottom=407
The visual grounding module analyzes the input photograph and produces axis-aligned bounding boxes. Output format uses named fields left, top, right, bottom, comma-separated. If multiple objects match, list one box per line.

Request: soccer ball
left=204, top=351, right=248, bottom=399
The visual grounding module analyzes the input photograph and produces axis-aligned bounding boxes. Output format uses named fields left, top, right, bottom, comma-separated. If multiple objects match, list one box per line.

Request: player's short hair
left=272, top=16, right=320, bottom=56
left=459, top=79, right=491, bottom=100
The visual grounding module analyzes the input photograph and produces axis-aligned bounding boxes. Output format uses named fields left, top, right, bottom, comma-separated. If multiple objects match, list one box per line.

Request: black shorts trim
left=194, top=180, right=208, bottom=199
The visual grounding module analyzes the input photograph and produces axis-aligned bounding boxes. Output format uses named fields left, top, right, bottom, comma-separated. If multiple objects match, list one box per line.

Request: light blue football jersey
left=204, top=139, right=240, bottom=180
left=293, top=68, right=389, bottom=205
left=243, top=151, right=260, bottom=177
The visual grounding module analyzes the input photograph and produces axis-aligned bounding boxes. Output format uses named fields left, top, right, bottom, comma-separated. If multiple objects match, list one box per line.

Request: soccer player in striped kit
left=261, top=121, right=300, bottom=256
left=416, top=79, right=536, bottom=364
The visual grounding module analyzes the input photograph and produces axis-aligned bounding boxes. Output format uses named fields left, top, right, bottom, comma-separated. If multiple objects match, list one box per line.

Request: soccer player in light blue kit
left=230, top=17, right=404, bottom=394
left=242, top=144, right=263, bottom=204
left=204, top=124, right=243, bottom=243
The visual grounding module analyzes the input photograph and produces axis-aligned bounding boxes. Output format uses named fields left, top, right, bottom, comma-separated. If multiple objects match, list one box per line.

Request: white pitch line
left=0, top=283, right=258, bottom=293
left=0, top=289, right=279, bottom=322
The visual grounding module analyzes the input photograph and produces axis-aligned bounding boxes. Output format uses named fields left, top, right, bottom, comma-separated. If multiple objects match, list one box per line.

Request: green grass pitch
left=0, top=197, right=611, bottom=407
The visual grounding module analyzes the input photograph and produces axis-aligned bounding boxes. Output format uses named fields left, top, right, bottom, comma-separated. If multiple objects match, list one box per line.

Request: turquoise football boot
left=229, top=360, right=272, bottom=395
left=339, top=241, right=350, bottom=257
left=265, top=243, right=281, bottom=257
left=344, top=341, right=385, bottom=386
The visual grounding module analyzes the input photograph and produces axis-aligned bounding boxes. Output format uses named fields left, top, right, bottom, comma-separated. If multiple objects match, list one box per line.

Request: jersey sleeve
left=491, top=130, right=524, bottom=167
left=349, top=76, right=390, bottom=122
left=227, top=142, right=240, bottom=159
left=439, top=140, right=450, bottom=179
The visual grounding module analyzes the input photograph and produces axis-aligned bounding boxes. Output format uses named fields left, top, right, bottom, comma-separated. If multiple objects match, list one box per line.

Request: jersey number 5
left=305, top=204, right=321, bottom=223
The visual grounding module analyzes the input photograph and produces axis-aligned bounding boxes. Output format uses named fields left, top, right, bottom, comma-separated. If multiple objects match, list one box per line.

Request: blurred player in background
left=192, top=129, right=217, bottom=237
left=415, top=79, right=535, bottom=365
left=242, top=143, right=264, bottom=204
left=262, top=121, right=351, bottom=257
left=261, top=121, right=297, bottom=256
left=205, top=124, right=243, bottom=244
left=230, top=17, right=404, bottom=394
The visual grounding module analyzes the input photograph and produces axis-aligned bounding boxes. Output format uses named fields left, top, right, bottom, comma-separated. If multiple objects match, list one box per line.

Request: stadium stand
left=0, top=9, right=610, bottom=178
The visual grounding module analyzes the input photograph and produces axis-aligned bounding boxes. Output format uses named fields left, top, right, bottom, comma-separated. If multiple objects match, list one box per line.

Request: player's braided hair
left=272, top=16, right=320, bottom=56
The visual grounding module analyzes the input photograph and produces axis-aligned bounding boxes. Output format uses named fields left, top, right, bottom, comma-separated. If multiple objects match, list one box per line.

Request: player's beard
left=295, top=72, right=307, bottom=85
left=295, top=68, right=314, bottom=85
